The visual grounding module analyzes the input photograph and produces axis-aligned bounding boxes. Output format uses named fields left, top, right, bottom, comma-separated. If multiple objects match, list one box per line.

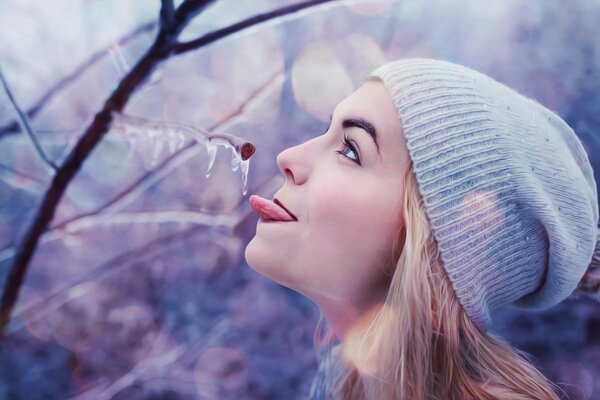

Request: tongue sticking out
left=249, top=195, right=295, bottom=221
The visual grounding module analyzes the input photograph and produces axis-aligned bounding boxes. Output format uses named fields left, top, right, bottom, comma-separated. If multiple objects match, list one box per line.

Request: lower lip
left=259, top=218, right=296, bottom=224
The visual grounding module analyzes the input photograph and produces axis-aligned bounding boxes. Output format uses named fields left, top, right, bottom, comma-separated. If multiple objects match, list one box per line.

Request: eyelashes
left=337, top=132, right=361, bottom=165
left=321, top=123, right=361, bottom=166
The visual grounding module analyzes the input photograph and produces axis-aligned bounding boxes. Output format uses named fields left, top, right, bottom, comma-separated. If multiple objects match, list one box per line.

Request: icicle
left=151, top=132, right=165, bottom=167
left=230, top=147, right=240, bottom=172
left=110, top=111, right=256, bottom=188
left=205, top=141, right=217, bottom=178
left=138, top=131, right=154, bottom=170
left=240, top=158, right=250, bottom=196
left=144, top=129, right=157, bottom=169
left=176, top=131, right=185, bottom=150
left=167, top=129, right=177, bottom=154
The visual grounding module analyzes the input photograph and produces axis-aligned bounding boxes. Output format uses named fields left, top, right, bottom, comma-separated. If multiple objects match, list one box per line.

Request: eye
left=336, top=132, right=361, bottom=165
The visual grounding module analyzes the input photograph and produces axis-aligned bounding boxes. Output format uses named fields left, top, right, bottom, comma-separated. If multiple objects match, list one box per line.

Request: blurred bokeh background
left=0, top=0, right=599, bottom=399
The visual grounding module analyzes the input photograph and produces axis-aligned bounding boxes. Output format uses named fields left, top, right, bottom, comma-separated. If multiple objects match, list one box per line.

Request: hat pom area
left=573, top=227, right=600, bottom=301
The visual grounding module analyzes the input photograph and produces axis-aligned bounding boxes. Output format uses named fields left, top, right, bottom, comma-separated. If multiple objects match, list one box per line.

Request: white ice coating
left=110, top=112, right=252, bottom=196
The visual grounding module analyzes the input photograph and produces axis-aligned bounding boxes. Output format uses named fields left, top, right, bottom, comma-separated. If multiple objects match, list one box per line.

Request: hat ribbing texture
left=368, top=58, right=599, bottom=332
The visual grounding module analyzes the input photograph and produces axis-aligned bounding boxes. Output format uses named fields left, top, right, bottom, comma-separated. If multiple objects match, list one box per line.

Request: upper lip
left=274, top=198, right=298, bottom=221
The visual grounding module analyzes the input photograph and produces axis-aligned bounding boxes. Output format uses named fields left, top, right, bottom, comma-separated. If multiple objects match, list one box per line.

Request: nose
left=276, top=138, right=317, bottom=185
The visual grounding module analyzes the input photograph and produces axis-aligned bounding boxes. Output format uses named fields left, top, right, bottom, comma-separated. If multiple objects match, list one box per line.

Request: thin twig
left=0, top=66, right=58, bottom=172
left=0, top=71, right=283, bottom=263
left=0, top=0, right=217, bottom=337
left=0, top=21, right=157, bottom=139
left=173, top=0, right=338, bottom=55
left=51, top=70, right=281, bottom=233
left=0, top=0, right=343, bottom=337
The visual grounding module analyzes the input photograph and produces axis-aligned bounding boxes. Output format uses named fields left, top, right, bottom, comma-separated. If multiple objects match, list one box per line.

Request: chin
left=245, top=246, right=297, bottom=290
left=245, top=241, right=279, bottom=278
left=244, top=240, right=261, bottom=271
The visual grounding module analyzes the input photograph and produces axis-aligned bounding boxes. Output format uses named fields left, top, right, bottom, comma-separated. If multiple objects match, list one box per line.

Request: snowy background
left=0, top=0, right=599, bottom=399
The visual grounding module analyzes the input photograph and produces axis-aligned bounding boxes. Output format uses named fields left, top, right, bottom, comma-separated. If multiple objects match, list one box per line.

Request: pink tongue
left=249, top=195, right=294, bottom=221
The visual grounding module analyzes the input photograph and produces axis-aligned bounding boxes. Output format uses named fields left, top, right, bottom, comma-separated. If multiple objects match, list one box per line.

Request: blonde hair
left=312, top=158, right=565, bottom=400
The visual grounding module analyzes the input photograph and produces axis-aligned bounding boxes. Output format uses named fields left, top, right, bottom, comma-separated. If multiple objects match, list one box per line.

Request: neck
left=315, top=290, right=388, bottom=343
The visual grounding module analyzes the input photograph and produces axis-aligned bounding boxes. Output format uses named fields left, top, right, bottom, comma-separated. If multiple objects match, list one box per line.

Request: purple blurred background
left=0, top=0, right=599, bottom=399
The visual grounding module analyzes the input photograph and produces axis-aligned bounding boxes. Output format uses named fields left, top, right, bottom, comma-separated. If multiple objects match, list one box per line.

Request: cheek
left=315, top=181, right=398, bottom=224
left=311, top=181, right=401, bottom=252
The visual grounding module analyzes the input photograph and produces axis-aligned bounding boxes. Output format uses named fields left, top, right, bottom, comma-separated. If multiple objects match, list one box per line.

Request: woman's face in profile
left=245, top=80, right=411, bottom=308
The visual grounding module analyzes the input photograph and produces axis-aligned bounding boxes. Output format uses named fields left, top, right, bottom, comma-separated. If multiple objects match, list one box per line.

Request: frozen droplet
left=168, top=130, right=177, bottom=154
left=137, top=136, right=154, bottom=170
left=151, top=138, right=164, bottom=167
left=205, top=142, right=217, bottom=178
left=230, top=148, right=240, bottom=172
left=525, top=235, right=530, bottom=241
left=176, top=131, right=185, bottom=149
left=241, top=158, right=250, bottom=196
left=506, top=172, right=512, bottom=177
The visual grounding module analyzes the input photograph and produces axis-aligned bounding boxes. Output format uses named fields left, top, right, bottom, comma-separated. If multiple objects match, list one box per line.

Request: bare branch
left=159, top=0, right=176, bottom=32
left=0, top=0, right=337, bottom=338
left=0, top=67, right=58, bottom=172
left=0, top=163, right=47, bottom=185
left=0, top=21, right=156, bottom=139
left=57, top=210, right=243, bottom=231
left=51, top=70, right=279, bottom=232
left=6, top=225, right=240, bottom=337
left=0, top=70, right=283, bottom=265
left=173, top=0, right=339, bottom=55
left=157, top=0, right=217, bottom=48
left=0, top=1, right=219, bottom=337
left=113, top=112, right=255, bottom=160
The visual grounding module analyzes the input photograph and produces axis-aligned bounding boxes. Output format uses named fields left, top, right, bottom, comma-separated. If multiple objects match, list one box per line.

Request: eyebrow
left=329, top=113, right=380, bottom=156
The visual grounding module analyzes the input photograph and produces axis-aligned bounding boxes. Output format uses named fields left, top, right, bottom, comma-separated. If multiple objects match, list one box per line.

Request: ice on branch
left=110, top=112, right=256, bottom=195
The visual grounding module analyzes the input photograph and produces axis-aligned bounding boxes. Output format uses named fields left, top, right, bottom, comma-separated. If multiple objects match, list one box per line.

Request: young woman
left=245, top=58, right=600, bottom=399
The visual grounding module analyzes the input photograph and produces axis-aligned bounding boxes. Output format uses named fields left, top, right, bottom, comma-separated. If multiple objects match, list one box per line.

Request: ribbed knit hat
left=368, top=58, right=600, bottom=333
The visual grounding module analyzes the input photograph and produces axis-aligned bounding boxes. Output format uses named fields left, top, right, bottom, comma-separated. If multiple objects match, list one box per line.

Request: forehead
left=334, top=80, right=408, bottom=168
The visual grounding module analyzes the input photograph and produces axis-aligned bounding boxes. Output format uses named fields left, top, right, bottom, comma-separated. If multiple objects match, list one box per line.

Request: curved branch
left=0, top=20, right=157, bottom=139
left=173, top=0, right=338, bottom=55
left=0, top=0, right=342, bottom=337
left=159, top=0, right=176, bottom=32
left=0, top=0, right=217, bottom=337
left=0, top=67, right=58, bottom=172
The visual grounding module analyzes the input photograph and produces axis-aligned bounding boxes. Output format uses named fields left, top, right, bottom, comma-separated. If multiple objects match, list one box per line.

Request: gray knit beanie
left=368, top=58, right=600, bottom=333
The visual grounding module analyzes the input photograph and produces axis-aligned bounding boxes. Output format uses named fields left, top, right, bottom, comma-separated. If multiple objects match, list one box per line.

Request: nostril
left=285, top=168, right=294, bottom=182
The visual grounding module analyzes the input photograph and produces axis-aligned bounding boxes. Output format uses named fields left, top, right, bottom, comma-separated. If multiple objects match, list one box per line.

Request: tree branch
left=157, top=0, right=217, bottom=51
left=173, top=0, right=338, bottom=55
left=0, top=0, right=342, bottom=337
left=0, top=67, right=58, bottom=172
left=159, top=0, right=176, bottom=32
left=0, top=70, right=283, bottom=265
left=0, top=21, right=157, bottom=139
left=0, top=0, right=218, bottom=337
